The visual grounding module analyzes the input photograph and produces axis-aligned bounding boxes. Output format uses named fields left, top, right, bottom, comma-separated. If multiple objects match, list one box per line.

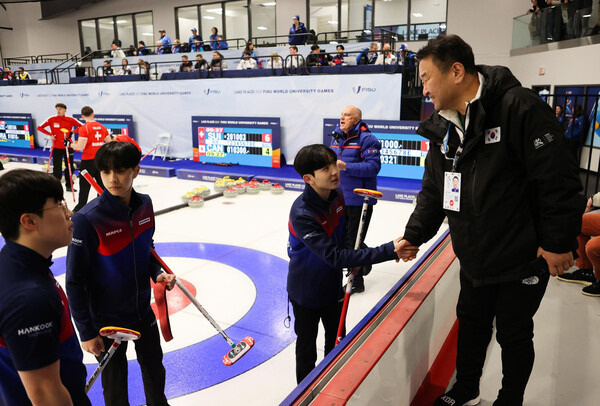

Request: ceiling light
left=142, top=33, right=154, bottom=36
left=257, top=26, right=268, bottom=30
left=206, top=8, right=223, bottom=14
left=262, top=2, right=276, bottom=5
left=116, top=20, right=127, bottom=24
left=203, top=16, right=216, bottom=20
left=328, top=20, right=338, bottom=24
left=412, top=12, right=423, bottom=17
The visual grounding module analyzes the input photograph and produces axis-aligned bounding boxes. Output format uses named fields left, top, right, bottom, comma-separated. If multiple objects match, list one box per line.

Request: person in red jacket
left=37, top=103, right=82, bottom=192
left=71, top=106, right=109, bottom=212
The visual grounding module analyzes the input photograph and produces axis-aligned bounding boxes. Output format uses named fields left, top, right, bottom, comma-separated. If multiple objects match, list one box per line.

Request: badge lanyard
left=441, top=124, right=464, bottom=173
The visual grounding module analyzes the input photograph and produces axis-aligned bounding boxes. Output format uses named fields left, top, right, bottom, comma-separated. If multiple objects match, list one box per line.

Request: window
left=374, top=0, right=408, bottom=40
left=250, top=0, right=276, bottom=45
left=176, top=6, right=199, bottom=44
left=409, top=0, right=447, bottom=40
left=225, top=1, right=249, bottom=42
left=78, top=11, right=154, bottom=55
left=340, top=0, right=372, bottom=41
left=200, top=3, right=224, bottom=42
left=310, top=0, right=339, bottom=35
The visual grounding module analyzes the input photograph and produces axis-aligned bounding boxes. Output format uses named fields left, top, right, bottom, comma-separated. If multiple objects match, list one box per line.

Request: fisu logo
left=352, top=86, right=376, bottom=94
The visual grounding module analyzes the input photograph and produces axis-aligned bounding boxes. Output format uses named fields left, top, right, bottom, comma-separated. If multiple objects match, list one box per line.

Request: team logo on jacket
left=522, top=275, right=539, bottom=285
left=139, top=217, right=151, bottom=225
left=484, top=127, right=501, bottom=144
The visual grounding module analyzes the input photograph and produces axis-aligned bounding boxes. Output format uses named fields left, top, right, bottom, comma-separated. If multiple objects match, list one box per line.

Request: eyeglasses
left=37, top=200, right=70, bottom=216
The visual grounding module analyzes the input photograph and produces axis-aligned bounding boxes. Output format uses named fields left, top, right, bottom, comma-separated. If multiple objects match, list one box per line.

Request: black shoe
left=434, top=386, right=480, bottom=406
left=557, top=268, right=595, bottom=285
left=582, top=279, right=600, bottom=297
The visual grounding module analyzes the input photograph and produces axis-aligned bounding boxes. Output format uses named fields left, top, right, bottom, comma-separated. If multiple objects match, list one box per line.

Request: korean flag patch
left=485, top=127, right=501, bottom=144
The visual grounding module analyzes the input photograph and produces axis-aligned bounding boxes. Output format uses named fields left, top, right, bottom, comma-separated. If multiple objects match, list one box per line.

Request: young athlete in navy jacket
left=66, top=142, right=175, bottom=405
left=287, top=144, right=405, bottom=383
left=0, top=169, right=90, bottom=406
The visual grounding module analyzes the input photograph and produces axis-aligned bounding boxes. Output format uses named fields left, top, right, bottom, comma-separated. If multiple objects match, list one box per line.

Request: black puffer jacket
left=404, top=65, right=586, bottom=286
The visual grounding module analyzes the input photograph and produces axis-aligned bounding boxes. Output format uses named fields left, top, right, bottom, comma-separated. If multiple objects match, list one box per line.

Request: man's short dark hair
left=311, top=44, right=320, bottom=52
left=294, top=144, right=337, bottom=177
left=96, top=141, right=141, bottom=172
left=337, top=45, right=344, bottom=50
left=416, top=34, right=476, bottom=75
left=290, top=45, right=298, bottom=52
left=0, top=169, right=63, bottom=241
left=81, top=106, right=93, bottom=117
left=55, top=103, right=67, bottom=109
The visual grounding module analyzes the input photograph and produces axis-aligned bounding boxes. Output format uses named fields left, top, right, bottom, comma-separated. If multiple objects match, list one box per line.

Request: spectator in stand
left=332, top=45, right=347, bottom=65
left=210, top=51, right=228, bottom=71
left=134, top=59, right=146, bottom=75
left=137, top=41, right=150, bottom=56
left=287, top=45, right=303, bottom=68
left=217, top=35, right=229, bottom=50
left=557, top=194, right=600, bottom=295
left=574, top=0, right=594, bottom=37
left=367, top=42, right=379, bottom=64
left=356, top=47, right=370, bottom=65
left=36, top=103, right=82, bottom=192
left=17, top=67, right=31, bottom=80
left=126, top=45, right=136, bottom=56
left=191, top=39, right=202, bottom=52
left=71, top=106, right=108, bottom=212
left=375, top=43, right=397, bottom=65
left=289, top=15, right=307, bottom=45
left=237, top=51, right=258, bottom=70
left=171, top=39, right=182, bottom=54
left=565, top=104, right=585, bottom=158
left=242, top=41, right=258, bottom=62
left=210, top=27, right=219, bottom=50
left=189, top=28, right=203, bottom=51
left=110, top=42, right=126, bottom=58
left=194, top=53, right=209, bottom=71
left=306, top=44, right=334, bottom=67
left=117, top=59, right=132, bottom=75
left=266, top=51, right=283, bottom=69
left=180, top=55, right=193, bottom=72
left=158, top=29, right=172, bottom=53
left=102, top=60, right=115, bottom=76
left=555, top=105, right=567, bottom=130
left=0, top=66, right=12, bottom=80
left=155, top=40, right=165, bottom=54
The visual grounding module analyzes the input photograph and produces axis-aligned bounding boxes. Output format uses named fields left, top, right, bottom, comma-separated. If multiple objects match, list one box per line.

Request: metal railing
left=316, top=29, right=374, bottom=44
left=250, top=33, right=313, bottom=47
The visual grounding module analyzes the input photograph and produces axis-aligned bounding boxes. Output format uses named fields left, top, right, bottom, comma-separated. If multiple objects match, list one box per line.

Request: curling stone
left=246, top=184, right=260, bottom=194
left=188, top=195, right=204, bottom=207
left=271, top=183, right=284, bottom=194
left=223, top=187, right=238, bottom=198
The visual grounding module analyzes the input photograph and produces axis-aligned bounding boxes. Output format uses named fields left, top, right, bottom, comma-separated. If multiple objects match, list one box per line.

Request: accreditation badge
left=443, top=172, right=461, bottom=212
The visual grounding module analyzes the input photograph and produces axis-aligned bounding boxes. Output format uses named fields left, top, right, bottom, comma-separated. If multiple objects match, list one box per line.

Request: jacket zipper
left=471, top=159, right=478, bottom=215
left=129, top=212, right=141, bottom=320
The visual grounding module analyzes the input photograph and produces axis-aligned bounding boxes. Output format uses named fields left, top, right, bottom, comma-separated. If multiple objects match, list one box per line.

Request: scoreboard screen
left=74, top=114, right=135, bottom=141
left=323, top=119, right=428, bottom=179
left=0, top=113, right=34, bottom=149
left=192, top=116, right=281, bottom=168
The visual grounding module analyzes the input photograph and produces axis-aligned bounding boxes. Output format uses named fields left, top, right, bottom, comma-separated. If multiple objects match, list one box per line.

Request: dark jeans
left=344, top=204, right=374, bottom=283
left=74, top=159, right=103, bottom=212
left=52, top=147, right=74, bottom=187
left=455, top=267, right=549, bottom=405
left=291, top=299, right=344, bottom=384
left=95, top=316, right=169, bottom=406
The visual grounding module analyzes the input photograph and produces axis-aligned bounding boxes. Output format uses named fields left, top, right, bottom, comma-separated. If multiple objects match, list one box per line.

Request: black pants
left=455, top=268, right=548, bottom=405
left=291, top=299, right=344, bottom=384
left=344, top=204, right=374, bottom=283
left=95, top=316, right=169, bottom=406
left=74, top=159, right=103, bottom=212
left=52, top=147, right=74, bottom=188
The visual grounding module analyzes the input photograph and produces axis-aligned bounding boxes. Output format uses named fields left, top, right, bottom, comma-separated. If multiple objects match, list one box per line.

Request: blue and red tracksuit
left=287, top=185, right=396, bottom=309
left=0, top=241, right=89, bottom=405
left=330, top=121, right=382, bottom=206
left=66, top=189, right=162, bottom=342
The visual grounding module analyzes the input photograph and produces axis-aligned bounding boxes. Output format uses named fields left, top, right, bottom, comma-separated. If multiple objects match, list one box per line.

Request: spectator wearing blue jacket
left=158, top=29, right=172, bottom=53
left=330, top=105, right=382, bottom=294
left=209, top=27, right=219, bottom=50
left=288, top=144, right=402, bottom=383
left=188, top=28, right=203, bottom=50
left=289, top=15, right=307, bottom=45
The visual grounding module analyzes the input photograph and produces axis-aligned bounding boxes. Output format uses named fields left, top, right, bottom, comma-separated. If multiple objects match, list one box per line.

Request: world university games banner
left=191, top=116, right=281, bottom=168
left=0, top=113, right=34, bottom=149
left=323, top=119, right=427, bottom=179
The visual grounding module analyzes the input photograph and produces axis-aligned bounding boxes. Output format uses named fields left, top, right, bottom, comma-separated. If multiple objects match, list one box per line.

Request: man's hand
left=394, top=237, right=419, bottom=262
left=82, top=336, right=105, bottom=356
left=537, top=247, right=574, bottom=276
left=336, top=159, right=347, bottom=170
left=63, top=138, right=71, bottom=147
left=157, top=272, right=176, bottom=290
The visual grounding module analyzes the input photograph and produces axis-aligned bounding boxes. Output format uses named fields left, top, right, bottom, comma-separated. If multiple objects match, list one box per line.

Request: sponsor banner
left=2, top=74, right=401, bottom=160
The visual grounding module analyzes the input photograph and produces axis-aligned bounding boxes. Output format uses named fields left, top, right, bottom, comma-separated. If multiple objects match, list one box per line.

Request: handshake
left=392, top=237, right=419, bottom=262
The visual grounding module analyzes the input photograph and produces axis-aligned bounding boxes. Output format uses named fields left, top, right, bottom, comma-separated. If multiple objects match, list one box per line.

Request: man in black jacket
left=395, top=35, right=585, bottom=406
